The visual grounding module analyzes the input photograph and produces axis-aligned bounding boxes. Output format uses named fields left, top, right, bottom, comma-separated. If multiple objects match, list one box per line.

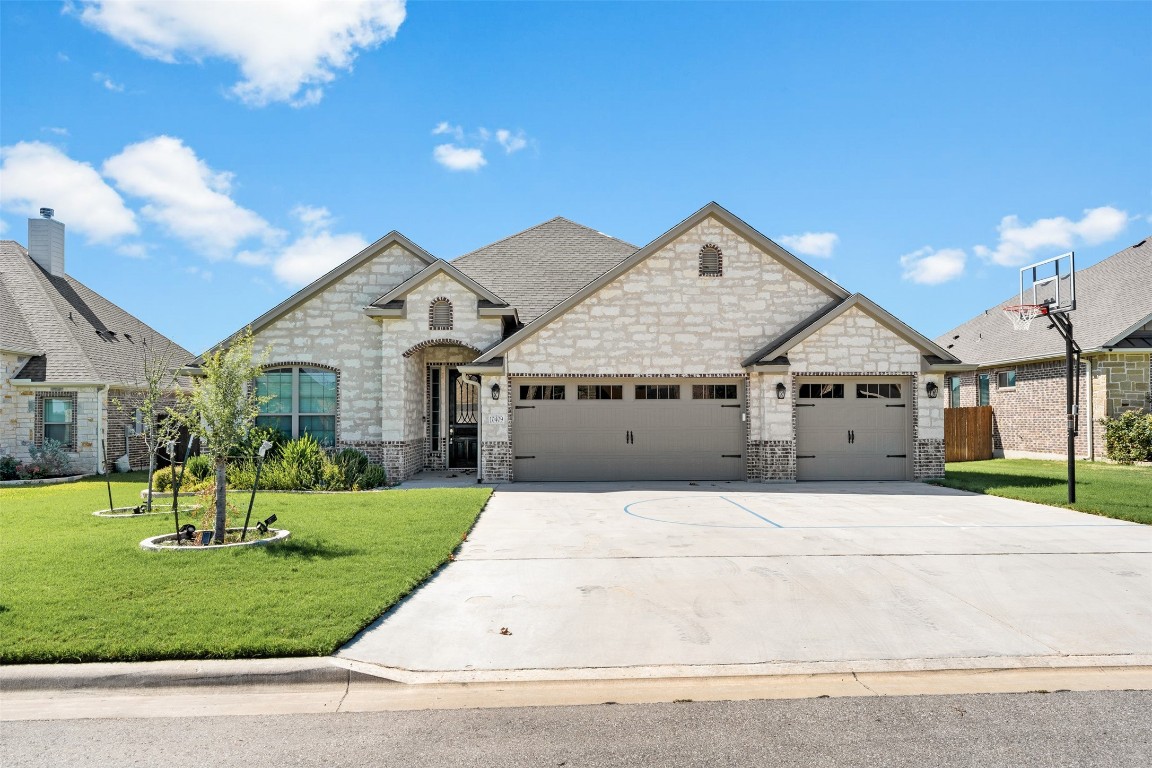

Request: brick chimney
left=28, top=207, right=65, bottom=277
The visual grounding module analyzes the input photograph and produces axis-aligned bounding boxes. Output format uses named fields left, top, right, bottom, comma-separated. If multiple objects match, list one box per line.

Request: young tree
left=112, top=339, right=183, bottom=512
left=173, top=327, right=267, bottom=542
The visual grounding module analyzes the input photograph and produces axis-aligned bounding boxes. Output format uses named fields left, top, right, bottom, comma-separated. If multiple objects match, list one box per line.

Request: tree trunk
left=214, top=459, right=227, bottom=542
left=146, top=453, right=156, bottom=512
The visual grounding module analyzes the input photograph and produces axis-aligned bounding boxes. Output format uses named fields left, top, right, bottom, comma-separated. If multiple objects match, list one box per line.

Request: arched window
left=429, top=298, right=453, bottom=330
left=699, top=244, right=723, bottom=277
left=254, top=365, right=337, bottom=446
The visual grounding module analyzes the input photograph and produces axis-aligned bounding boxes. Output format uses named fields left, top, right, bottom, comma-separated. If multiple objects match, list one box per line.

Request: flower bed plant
left=0, top=440, right=74, bottom=481
left=152, top=437, right=387, bottom=493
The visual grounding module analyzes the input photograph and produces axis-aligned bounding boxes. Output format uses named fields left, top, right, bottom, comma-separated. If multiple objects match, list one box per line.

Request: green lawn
left=934, top=459, right=1152, bottom=525
left=0, top=473, right=490, bottom=664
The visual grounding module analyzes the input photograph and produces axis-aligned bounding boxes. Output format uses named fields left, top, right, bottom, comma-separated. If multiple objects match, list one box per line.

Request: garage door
left=795, top=378, right=911, bottom=481
left=512, top=378, right=745, bottom=481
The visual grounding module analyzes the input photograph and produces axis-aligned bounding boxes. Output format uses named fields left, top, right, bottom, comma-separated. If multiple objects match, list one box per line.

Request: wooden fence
left=944, top=406, right=994, bottom=462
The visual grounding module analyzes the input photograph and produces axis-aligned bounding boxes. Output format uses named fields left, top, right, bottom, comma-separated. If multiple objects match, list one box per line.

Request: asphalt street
left=4, top=690, right=1149, bottom=768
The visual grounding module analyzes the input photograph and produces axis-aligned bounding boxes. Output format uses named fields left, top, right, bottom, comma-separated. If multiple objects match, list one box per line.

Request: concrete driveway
left=337, top=482, right=1152, bottom=681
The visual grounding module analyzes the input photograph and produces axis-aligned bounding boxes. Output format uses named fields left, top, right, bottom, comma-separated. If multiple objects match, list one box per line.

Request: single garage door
left=795, top=377, right=911, bottom=481
left=512, top=378, right=745, bottom=481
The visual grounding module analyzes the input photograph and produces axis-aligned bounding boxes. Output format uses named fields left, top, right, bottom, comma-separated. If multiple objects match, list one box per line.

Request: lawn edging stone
left=0, top=473, right=94, bottom=488
left=140, top=527, right=290, bottom=551
left=93, top=505, right=201, bottom=518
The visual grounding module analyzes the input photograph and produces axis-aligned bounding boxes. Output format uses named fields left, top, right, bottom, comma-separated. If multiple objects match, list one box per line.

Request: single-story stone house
left=208, top=202, right=958, bottom=483
left=937, top=235, right=1151, bottom=459
left=0, top=211, right=194, bottom=474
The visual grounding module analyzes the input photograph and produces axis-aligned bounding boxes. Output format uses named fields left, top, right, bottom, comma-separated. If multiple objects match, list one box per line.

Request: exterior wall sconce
left=776, top=382, right=787, bottom=399
left=491, top=382, right=501, bottom=400
left=926, top=381, right=939, bottom=399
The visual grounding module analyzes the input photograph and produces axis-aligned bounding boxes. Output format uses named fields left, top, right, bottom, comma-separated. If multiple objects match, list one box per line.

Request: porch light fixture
left=776, top=383, right=787, bottom=399
left=490, top=382, right=501, bottom=400
left=926, top=381, right=939, bottom=399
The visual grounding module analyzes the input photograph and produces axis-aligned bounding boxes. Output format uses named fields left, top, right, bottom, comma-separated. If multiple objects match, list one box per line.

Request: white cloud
left=777, top=231, right=839, bottom=258
left=900, top=246, right=967, bottom=285
left=184, top=265, right=213, bottom=281
left=238, top=205, right=368, bottom=286
left=75, top=0, right=406, bottom=107
left=42, top=127, right=70, bottom=137
left=0, top=141, right=138, bottom=242
left=432, top=122, right=463, bottom=140
left=495, top=129, right=527, bottom=154
left=433, top=144, right=486, bottom=172
left=973, top=206, right=1129, bottom=266
left=102, top=136, right=276, bottom=256
left=93, top=71, right=125, bottom=92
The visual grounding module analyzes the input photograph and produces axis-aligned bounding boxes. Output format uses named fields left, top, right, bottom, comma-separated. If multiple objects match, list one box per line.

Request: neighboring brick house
left=936, top=236, right=1151, bottom=459
left=0, top=211, right=194, bottom=474
left=205, top=202, right=959, bottom=483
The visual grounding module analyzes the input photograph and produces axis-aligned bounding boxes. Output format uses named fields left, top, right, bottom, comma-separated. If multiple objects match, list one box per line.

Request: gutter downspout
left=96, top=384, right=108, bottom=475
left=1085, top=357, right=1094, bottom=461
left=459, top=375, right=483, bottom=482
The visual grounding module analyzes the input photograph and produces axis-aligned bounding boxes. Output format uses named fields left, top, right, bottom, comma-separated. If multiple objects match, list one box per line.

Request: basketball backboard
left=1020, top=251, right=1076, bottom=315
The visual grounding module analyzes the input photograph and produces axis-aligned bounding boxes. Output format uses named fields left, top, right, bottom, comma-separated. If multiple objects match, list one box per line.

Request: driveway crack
left=852, top=671, right=879, bottom=696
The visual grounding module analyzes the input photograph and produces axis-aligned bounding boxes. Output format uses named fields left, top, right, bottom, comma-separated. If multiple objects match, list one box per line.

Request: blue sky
left=1, top=1, right=1149, bottom=354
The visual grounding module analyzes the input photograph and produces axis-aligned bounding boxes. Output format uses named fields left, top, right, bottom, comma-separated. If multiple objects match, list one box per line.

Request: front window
left=43, top=397, right=73, bottom=448
left=978, top=374, right=990, bottom=406
left=255, top=366, right=337, bottom=445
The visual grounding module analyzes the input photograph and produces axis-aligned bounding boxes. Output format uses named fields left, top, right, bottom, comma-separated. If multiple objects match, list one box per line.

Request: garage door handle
left=886, top=454, right=907, bottom=458
left=848, top=430, right=855, bottom=444
left=515, top=405, right=535, bottom=410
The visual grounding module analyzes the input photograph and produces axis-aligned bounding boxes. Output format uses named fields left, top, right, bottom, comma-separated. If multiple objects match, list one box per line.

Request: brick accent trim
left=402, top=338, right=482, bottom=358
left=34, top=390, right=78, bottom=451
left=428, top=297, right=453, bottom=331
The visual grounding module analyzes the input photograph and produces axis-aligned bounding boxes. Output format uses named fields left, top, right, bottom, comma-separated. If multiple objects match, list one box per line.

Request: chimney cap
left=39, top=208, right=54, bottom=219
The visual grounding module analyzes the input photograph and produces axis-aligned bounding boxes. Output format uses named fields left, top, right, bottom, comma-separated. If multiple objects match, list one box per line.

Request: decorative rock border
left=0, top=473, right=94, bottom=488
left=139, top=527, right=290, bottom=551
left=93, top=505, right=201, bottom=518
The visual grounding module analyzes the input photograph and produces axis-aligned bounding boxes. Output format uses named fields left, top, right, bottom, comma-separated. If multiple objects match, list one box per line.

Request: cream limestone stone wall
left=748, top=373, right=792, bottom=441
left=505, top=216, right=838, bottom=375
left=379, top=273, right=504, bottom=441
left=788, top=308, right=923, bottom=373
left=1, top=352, right=30, bottom=460
left=250, top=244, right=428, bottom=444
left=918, top=373, right=945, bottom=440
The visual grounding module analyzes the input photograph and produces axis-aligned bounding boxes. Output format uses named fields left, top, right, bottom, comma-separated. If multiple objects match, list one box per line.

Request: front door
left=447, top=369, right=478, bottom=468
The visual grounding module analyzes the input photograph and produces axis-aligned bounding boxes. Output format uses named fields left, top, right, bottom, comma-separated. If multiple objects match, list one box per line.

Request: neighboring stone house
left=936, top=236, right=1151, bottom=459
left=206, top=202, right=958, bottom=483
left=0, top=211, right=194, bottom=474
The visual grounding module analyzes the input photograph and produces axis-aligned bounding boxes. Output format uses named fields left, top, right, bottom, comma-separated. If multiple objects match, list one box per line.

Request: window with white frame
left=42, top=396, right=74, bottom=448
left=255, top=366, right=337, bottom=445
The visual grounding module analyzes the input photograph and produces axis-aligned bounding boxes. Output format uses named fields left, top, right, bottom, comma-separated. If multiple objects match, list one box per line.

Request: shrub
left=323, top=448, right=372, bottom=490
left=279, top=435, right=324, bottom=489
left=27, top=439, right=72, bottom=477
left=237, top=425, right=286, bottom=460
left=184, top=455, right=214, bottom=482
left=1103, top=410, right=1152, bottom=464
left=153, top=466, right=175, bottom=492
left=359, top=465, right=388, bottom=489
left=0, top=454, right=18, bottom=481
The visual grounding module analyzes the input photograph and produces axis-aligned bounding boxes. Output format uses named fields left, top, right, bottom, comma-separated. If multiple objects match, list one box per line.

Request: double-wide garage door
left=512, top=378, right=745, bottom=481
left=795, top=377, right=912, bottom=481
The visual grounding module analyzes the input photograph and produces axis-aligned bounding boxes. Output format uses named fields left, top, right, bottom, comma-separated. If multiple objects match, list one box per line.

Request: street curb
left=0, top=658, right=397, bottom=692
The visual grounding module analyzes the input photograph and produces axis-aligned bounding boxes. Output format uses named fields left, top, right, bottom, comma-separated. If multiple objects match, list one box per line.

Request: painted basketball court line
left=622, top=494, right=1134, bottom=530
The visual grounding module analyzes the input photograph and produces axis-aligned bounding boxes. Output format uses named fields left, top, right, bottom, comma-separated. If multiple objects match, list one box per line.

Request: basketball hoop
left=1003, top=304, right=1048, bottom=331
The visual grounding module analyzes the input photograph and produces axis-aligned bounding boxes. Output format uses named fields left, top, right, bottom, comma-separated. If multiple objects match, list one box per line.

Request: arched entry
left=404, top=340, right=482, bottom=471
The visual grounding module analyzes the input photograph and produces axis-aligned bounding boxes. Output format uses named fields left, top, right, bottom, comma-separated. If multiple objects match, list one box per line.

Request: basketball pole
left=1049, top=312, right=1079, bottom=504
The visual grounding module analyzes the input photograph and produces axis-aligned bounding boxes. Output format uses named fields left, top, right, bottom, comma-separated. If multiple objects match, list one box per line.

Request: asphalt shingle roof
left=936, top=236, right=1152, bottom=365
left=0, top=241, right=194, bottom=384
left=450, top=217, right=637, bottom=322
